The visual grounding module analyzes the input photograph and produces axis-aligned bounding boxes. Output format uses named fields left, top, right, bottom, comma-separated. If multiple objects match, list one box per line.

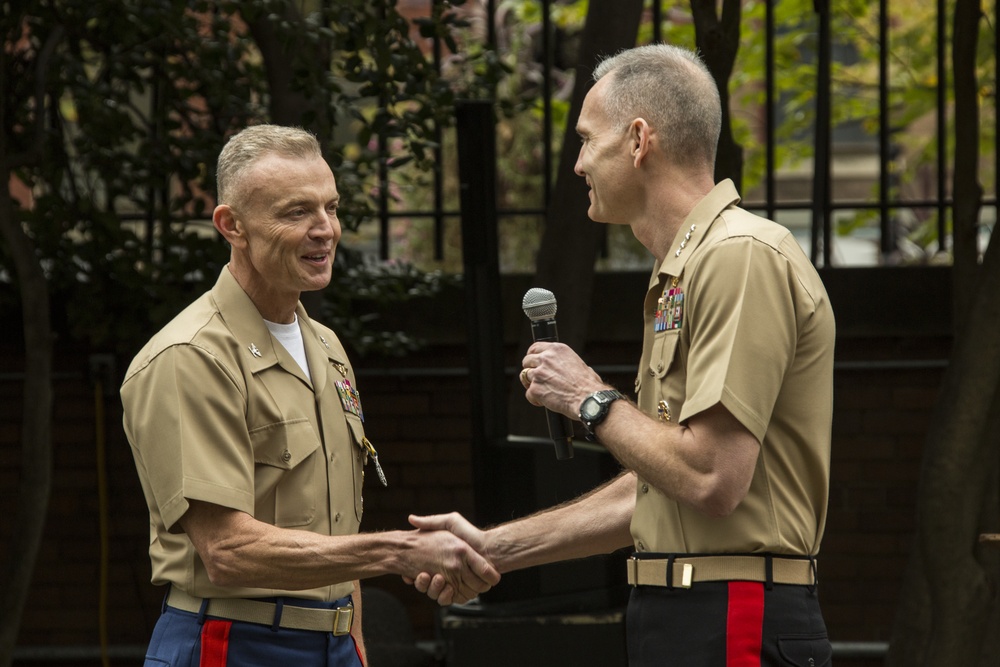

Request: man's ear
left=630, top=118, right=652, bottom=167
left=213, top=205, right=244, bottom=247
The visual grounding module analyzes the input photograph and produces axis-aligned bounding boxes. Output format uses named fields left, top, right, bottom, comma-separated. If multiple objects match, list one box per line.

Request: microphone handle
left=529, top=318, right=575, bottom=460
left=547, top=410, right=574, bottom=460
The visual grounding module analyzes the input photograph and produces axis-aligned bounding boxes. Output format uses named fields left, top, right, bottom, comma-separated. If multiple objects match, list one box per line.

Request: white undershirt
left=264, top=315, right=311, bottom=382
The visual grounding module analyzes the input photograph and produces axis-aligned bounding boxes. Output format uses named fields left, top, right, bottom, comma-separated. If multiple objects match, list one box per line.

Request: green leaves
left=1, top=0, right=485, bottom=354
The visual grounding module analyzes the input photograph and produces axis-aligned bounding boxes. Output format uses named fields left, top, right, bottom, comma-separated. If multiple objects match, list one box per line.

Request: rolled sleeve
left=123, top=343, right=255, bottom=532
left=679, top=237, right=797, bottom=442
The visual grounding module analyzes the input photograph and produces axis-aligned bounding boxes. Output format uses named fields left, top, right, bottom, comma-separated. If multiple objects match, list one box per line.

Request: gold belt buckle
left=333, top=606, right=354, bottom=636
left=679, top=562, right=694, bottom=588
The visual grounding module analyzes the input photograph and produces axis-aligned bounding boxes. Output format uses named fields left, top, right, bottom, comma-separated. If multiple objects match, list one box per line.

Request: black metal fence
left=366, top=0, right=996, bottom=269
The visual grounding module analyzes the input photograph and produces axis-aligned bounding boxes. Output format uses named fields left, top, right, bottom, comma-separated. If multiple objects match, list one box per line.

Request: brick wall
left=0, top=268, right=951, bottom=663
left=823, top=347, right=946, bottom=643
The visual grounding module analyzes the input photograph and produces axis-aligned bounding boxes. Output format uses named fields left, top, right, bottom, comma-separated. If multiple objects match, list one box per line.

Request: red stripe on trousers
left=354, top=635, right=365, bottom=665
left=726, top=581, right=764, bottom=667
left=199, top=619, right=232, bottom=667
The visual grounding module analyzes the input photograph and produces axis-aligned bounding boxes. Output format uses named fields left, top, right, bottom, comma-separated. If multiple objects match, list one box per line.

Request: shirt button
left=637, top=541, right=646, bottom=552
left=281, top=449, right=291, bottom=462
left=334, top=512, right=342, bottom=523
left=648, top=368, right=655, bottom=377
left=656, top=362, right=664, bottom=372
left=641, top=484, right=649, bottom=494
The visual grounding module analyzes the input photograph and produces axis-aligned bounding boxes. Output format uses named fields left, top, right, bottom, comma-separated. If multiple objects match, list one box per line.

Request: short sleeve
left=122, top=344, right=255, bottom=532
left=678, top=237, right=799, bottom=441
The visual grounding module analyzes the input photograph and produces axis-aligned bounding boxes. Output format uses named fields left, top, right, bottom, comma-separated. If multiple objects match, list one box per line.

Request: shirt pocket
left=777, top=633, right=832, bottom=667
left=251, top=418, right=322, bottom=527
left=640, top=329, right=681, bottom=419
left=648, top=329, right=681, bottom=379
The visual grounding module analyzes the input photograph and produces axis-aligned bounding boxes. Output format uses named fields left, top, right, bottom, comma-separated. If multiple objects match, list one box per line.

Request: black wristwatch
left=579, top=389, right=625, bottom=441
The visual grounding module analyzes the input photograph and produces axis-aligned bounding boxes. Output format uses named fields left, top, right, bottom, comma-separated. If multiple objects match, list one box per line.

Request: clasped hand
left=403, top=513, right=491, bottom=606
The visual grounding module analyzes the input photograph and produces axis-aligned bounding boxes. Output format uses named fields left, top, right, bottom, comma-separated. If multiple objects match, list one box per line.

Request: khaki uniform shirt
left=121, top=267, right=366, bottom=602
left=631, top=180, right=835, bottom=557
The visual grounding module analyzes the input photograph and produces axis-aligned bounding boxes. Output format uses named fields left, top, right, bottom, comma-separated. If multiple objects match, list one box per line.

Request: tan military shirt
left=121, top=267, right=367, bottom=602
left=631, top=180, right=835, bottom=556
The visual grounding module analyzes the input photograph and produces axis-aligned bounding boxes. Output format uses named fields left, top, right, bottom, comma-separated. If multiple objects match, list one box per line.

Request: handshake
left=399, top=512, right=499, bottom=607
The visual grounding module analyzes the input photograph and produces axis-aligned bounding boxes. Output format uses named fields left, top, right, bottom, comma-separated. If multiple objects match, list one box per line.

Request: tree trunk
left=508, top=0, right=645, bottom=437
left=691, top=0, right=744, bottom=189
left=0, top=181, right=53, bottom=667
left=914, top=201, right=1000, bottom=667
left=950, top=0, right=984, bottom=322
left=0, top=25, right=59, bottom=667
left=246, top=4, right=333, bottom=144
left=246, top=3, right=333, bottom=316
left=886, top=2, right=1000, bottom=665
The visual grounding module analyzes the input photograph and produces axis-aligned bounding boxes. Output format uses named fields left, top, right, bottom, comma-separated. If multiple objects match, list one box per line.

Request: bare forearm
left=182, top=501, right=498, bottom=598
left=205, top=523, right=426, bottom=589
left=486, top=472, right=635, bottom=573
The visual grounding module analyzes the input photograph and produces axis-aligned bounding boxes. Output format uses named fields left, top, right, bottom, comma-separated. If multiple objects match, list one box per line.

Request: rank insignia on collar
left=249, top=343, right=262, bottom=358
left=320, top=336, right=330, bottom=349
left=654, top=276, right=684, bottom=333
left=335, top=379, right=364, bottom=422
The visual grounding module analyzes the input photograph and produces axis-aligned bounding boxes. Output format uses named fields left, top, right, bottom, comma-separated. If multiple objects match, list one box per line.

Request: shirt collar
left=210, top=266, right=347, bottom=393
left=652, top=179, right=741, bottom=285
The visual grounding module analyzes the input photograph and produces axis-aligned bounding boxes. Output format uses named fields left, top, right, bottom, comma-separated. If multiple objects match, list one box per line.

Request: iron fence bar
left=765, top=0, right=776, bottom=221
left=432, top=0, right=445, bottom=261
left=812, top=0, right=833, bottom=266
left=652, top=0, right=662, bottom=43
left=879, top=0, right=893, bottom=256
left=542, top=0, right=554, bottom=207
left=748, top=197, right=997, bottom=211
left=487, top=0, right=496, bottom=50
left=378, top=138, right=390, bottom=260
left=378, top=196, right=1000, bottom=220
left=146, top=57, right=163, bottom=261
left=377, top=5, right=390, bottom=260
left=937, top=0, right=948, bottom=252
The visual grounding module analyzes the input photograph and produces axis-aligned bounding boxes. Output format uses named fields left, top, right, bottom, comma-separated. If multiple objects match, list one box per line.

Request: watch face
left=581, top=397, right=601, bottom=421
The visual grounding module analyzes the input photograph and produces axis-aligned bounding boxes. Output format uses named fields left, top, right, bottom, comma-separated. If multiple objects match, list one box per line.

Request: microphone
left=522, top=288, right=574, bottom=460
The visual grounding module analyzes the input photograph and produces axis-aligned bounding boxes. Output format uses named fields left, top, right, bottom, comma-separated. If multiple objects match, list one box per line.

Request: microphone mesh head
left=522, top=288, right=557, bottom=321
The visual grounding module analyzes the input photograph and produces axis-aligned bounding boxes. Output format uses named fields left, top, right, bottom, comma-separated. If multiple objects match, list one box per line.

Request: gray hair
left=216, top=124, right=322, bottom=205
left=593, top=44, right=721, bottom=168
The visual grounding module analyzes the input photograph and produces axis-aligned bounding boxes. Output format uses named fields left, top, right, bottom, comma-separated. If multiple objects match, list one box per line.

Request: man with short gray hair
left=123, top=124, right=499, bottom=666
left=410, top=44, right=835, bottom=666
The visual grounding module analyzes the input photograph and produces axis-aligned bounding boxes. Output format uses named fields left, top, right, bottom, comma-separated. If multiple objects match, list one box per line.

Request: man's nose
left=311, top=211, right=339, bottom=239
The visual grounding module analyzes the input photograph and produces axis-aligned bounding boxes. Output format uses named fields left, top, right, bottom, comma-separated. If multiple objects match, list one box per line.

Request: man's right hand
left=401, top=521, right=497, bottom=605
left=405, top=513, right=490, bottom=605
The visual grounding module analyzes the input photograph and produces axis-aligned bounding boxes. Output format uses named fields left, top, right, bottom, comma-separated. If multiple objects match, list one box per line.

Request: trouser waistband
left=627, top=554, right=817, bottom=588
left=166, top=587, right=354, bottom=635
